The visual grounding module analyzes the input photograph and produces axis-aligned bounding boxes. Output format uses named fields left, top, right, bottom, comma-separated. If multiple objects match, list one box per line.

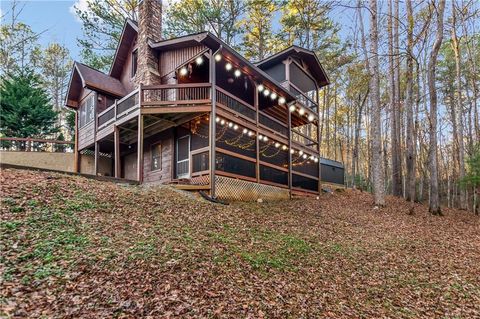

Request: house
left=65, top=0, right=344, bottom=201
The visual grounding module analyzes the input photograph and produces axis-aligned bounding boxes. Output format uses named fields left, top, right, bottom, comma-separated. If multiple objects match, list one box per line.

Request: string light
left=257, top=84, right=264, bottom=92
left=314, top=158, right=319, bottom=163
left=234, top=69, right=241, bottom=77
left=263, top=136, right=268, bottom=142
left=225, top=63, right=232, bottom=71
left=303, top=154, right=308, bottom=159
left=308, top=114, right=315, bottom=122
left=243, top=128, right=248, bottom=134
left=248, top=131, right=254, bottom=137
left=179, top=67, right=188, bottom=76
left=270, top=92, right=277, bottom=100
left=220, top=119, right=225, bottom=125
left=215, top=117, right=220, bottom=123
left=233, top=124, right=238, bottom=130
left=279, top=97, right=286, bottom=105
left=274, top=142, right=280, bottom=148
left=299, top=150, right=304, bottom=155
left=289, top=105, right=296, bottom=112
left=299, top=108, right=305, bottom=115
left=282, top=145, right=288, bottom=151
left=215, top=54, right=222, bottom=62
left=290, top=149, right=295, bottom=154
left=228, top=122, right=233, bottom=128
left=195, top=56, right=204, bottom=65
left=263, top=89, right=270, bottom=96
left=258, top=134, right=263, bottom=140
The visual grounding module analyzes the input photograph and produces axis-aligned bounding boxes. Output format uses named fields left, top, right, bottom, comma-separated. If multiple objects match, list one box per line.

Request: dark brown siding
left=143, top=129, right=174, bottom=183
left=159, top=46, right=207, bottom=84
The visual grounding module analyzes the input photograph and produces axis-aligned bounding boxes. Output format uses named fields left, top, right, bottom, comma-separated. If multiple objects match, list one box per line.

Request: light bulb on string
left=214, top=54, right=222, bottom=62
left=299, top=108, right=305, bottom=115
left=299, top=150, right=304, bottom=155
left=220, top=119, right=225, bottom=125
left=242, top=128, right=248, bottom=134
left=274, top=142, right=280, bottom=148
left=289, top=105, right=296, bottom=112
left=228, top=122, right=233, bottom=128
left=234, top=69, right=241, bottom=77
left=308, top=114, right=315, bottom=122
left=263, top=136, right=268, bottom=142
left=282, top=145, right=287, bottom=151
left=303, top=154, right=308, bottom=159
left=263, top=89, right=270, bottom=96
left=225, top=63, right=232, bottom=71
left=215, top=117, right=220, bottom=123
left=179, top=67, right=188, bottom=76
left=270, top=92, right=277, bottom=100
left=195, top=56, right=204, bottom=65
left=233, top=124, right=238, bottom=130
left=278, top=97, right=286, bottom=105
left=257, top=84, right=264, bottom=92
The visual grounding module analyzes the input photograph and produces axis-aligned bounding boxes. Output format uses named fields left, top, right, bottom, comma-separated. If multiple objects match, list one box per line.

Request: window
left=79, top=94, right=95, bottom=128
left=151, top=143, right=162, bottom=171
left=131, top=49, right=138, bottom=77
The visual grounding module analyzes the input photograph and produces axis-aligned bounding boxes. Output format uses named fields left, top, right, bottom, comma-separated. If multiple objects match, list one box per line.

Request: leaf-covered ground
left=1, top=168, right=479, bottom=318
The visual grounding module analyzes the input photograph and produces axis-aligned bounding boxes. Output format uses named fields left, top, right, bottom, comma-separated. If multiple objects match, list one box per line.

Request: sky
left=1, top=0, right=358, bottom=64
left=1, top=0, right=84, bottom=60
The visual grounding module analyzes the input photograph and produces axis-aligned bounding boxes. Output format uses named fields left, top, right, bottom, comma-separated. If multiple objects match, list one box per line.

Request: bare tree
left=405, top=0, right=415, bottom=203
left=427, top=0, right=446, bottom=215
left=368, top=0, right=385, bottom=206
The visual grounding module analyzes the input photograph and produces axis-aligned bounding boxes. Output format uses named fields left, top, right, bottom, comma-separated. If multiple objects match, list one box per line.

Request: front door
left=176, top=135, right=190, bottom=179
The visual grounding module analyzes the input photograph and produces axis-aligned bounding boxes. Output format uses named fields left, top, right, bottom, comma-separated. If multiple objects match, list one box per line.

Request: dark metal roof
left=320, top=157, right=344, bottom=168
left=109, top=19, right=138, bottom=78
left=65, top=62, right=127, bottom=108
left=255, top=46, right=330, bottom=88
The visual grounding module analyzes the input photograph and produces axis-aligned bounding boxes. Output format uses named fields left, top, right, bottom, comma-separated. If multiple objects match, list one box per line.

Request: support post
left=74, top=110, right=80, bottom=173
left=114, top=125, right=120, bottom=178
left=317, top=88, right=322, bottom=194
left=287, top=102, right=293, bottom=199
left=255, top=84, right=260, bottom=183
left=209, top=46, right=221, bottom=198
left=94, top=141, right=99, bottom=176
left=137, top=114, right=144, bottom=183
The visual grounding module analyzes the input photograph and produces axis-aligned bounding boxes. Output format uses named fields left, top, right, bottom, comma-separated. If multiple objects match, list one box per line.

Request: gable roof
left=150, top=32, right=297, bottom=102
left=110, top=19, right=138, bottom=78
left=255, top=46, right=330, bottom=88
left=65, top=62, right=127, bottom=108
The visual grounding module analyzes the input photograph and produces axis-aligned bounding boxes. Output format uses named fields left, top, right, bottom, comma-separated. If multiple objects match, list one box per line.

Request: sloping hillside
left=1, top=168, right=479, bottom=318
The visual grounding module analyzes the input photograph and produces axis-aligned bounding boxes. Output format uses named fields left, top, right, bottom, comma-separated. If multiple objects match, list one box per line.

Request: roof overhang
left=150, top=32, right=297, bottom=102
left=109, top=19, right=138, bottom=79
left=256, top=46, right=330, bottom=88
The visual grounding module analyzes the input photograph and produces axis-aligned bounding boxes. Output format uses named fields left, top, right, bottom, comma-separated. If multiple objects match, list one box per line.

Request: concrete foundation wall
left=0, top=151, right=111, bottom=176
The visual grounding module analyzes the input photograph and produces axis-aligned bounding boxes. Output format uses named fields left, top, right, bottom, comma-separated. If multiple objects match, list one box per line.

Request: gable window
left=131, top=49, right=138, bottom=77
left=79, top=94, right=95, bottom=128
left=151, top=142, right=162, bottom=171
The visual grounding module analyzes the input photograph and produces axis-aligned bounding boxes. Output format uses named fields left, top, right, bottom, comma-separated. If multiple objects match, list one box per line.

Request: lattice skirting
left=214, top=176, right=289, bottom=201
left=189, top=174, right=210, bottom=186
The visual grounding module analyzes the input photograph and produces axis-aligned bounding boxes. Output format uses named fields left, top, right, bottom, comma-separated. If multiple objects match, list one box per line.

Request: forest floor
left=1, top=168, right=479, bottom=318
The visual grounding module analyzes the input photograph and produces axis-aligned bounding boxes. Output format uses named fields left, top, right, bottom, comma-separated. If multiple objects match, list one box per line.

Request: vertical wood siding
left=159, top=45, right=206, bottom=84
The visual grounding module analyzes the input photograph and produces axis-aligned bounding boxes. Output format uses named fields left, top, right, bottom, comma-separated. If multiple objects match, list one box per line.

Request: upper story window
left=131, top=49, right=138, bottom=77
left=79, top=94, right=95, bottom=128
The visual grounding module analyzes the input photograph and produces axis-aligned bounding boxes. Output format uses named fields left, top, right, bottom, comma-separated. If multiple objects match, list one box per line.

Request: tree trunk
left=427, top=0, right=446, bottom=215
left=451, top=1, right=467, bottom=209
left=405, top=0, right=415, bottom=203
left=369, top=0, right=385, bottom=206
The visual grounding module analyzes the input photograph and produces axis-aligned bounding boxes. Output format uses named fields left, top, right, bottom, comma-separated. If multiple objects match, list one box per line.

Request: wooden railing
left=97, top=89, right=140, bottom=130
left=215, top=87, right=256, bottom=120
left=0, top=137, right=74, bottom=152
left=141, top=83, right=211, bottom=106
left=259, top=112, right=288, bottom=136
left=290, top=83, right=318, bottom=112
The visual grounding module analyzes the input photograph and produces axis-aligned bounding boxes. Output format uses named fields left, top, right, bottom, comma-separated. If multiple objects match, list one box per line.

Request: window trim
left=131, top=49, right=138, bottom=78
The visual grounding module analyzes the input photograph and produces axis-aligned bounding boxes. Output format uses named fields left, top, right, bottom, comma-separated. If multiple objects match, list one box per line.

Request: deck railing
left=97, top=89, right=140, bottom=130
left=141, top=83, right=211, bottom=106
left=290, top=84, right=318, bottom=112
left=0, top=137, right=74, bottom=152
left=215, top=87, right=256, bottom=120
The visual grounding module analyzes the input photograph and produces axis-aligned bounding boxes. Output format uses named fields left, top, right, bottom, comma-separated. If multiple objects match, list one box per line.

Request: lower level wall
left=0, top=151, right=112, bottom=177
left=215, top=175, right=290, bottom=201
left=0, top=151, right=75, bottom=172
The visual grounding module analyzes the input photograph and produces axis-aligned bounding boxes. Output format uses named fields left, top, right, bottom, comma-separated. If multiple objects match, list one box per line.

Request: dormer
left=256, top=46, right=329, bottom=113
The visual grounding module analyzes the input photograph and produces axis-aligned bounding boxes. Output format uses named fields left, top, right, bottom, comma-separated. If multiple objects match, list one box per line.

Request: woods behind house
left=1, top=0, right=479, bottom=213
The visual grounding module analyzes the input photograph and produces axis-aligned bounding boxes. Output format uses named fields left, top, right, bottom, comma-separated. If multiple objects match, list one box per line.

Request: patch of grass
left=241, top=251, right=287, bottom=270
left=0, top=220, right=23, bottom=232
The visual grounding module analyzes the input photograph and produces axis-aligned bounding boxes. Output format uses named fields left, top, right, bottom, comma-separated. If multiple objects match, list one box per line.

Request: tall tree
left=241, top=0, right=279, bottom=61
left=405, top=0, right=416, bottom=203
left=164, top=0, right=244, bottom=46
left=450, top=0, right=467, bottom=209
left=0, top=70, right=58, bottom=141
left=427, top=0, right=446, bottom=215
left=368, top=0, right=385, bottom=206
left=38, top=43, right=73, bottom=135
left=73, top=0, right=138, bottom=71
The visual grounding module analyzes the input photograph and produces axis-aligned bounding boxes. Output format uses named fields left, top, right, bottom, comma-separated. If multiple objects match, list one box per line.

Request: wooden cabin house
left=65, top=0, right=344, bottom=201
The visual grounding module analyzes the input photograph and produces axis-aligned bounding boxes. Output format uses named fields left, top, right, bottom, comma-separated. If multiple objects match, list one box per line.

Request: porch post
left=74, top=110, right=80, bottom=173
left=317, top=87, right=322, bottom=194
left=137, top=114, right=144, bottom=183
left=210, top=47, right=221, bottom=198
left=254, top=84, right=260, bottom=183
left=94, top=141, right=99, bottom=175
left=288, top=103, right=293, bottom=199
left=114, top=125, right=120, bottom=178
